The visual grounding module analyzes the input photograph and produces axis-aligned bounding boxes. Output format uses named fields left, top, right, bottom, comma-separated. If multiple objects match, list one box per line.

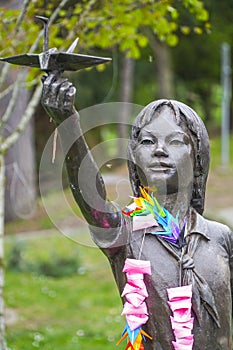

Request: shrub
left=6, top=237, right=82, bottom=278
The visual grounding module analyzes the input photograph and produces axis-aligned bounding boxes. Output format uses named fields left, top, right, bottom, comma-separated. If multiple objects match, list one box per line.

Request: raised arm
left=41, top=74, right=122, bottom=232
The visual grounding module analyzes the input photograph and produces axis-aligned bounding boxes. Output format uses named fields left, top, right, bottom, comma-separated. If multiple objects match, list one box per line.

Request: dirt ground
left=206, top=167, right=233, bottom=210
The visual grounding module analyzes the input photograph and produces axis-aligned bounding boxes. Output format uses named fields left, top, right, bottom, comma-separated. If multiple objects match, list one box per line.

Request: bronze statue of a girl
left=42, top=74, right=233, bottom=350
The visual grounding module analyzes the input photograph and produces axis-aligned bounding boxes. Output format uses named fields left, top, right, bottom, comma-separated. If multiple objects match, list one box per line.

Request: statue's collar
left=185, top=208, right=210, bottom=241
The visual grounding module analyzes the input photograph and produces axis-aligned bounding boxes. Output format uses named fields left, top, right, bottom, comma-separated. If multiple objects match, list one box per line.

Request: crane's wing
left=0, top=54, right=40, bottom=67
left=0, top=52, right=111, bottom=72
left=50, top=52, right=111, bottom=71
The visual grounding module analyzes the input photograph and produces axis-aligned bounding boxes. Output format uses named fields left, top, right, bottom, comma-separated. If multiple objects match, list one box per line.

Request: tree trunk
left=149, top=35, right=174, bottom=99
left=0, top=152, right=7, bottom=350
left=118, top=54, right=135, bottom=157
left=2, top=70, right=36, bottom=222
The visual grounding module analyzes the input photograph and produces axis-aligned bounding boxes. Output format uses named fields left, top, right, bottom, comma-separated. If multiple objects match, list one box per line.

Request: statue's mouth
left=150, top=162, right=175, bottom=171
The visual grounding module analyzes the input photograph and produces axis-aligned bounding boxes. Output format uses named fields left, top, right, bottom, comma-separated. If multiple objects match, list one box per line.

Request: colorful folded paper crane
left=117, top=258, right=152, bottom=350
left=167, top=284, right=194, bottom=350
left=122, top=187, right=182, bottom=243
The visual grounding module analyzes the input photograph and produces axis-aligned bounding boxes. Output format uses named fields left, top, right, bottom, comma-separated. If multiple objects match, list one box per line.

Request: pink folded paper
left=167, top=284, right=194, bottom=350
left=126, top=314, right=149, bottom=331
left=122, top=301, right=148, bottom=315
left=125, top=292, right=145, bottom=307
left=122, top=283, right=149, bottom=298
left=172, top=335, right=194, bottom=347
left=167, top=300, right=192, bottom=323
left=125, top=277, right=146, bottom=288
left=167, top=285, right=192, bottom=301
left=172, top=311, right=192, bottom=323
left=167, top=299, right=192, bottom=311
left=121, top=258, right=151, bottom=331
left=123, top=258, right=152, bottom=275
left=173, top=327, right=192, bottom=339
left=125, top=273, right=144, bottom=280
left=170, top=317, right=194, bottom=330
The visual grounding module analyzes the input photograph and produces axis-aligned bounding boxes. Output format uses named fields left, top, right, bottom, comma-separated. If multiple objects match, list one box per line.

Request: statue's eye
left=169, top=139, right=184, bottom=146
left=141, top=139, right=154, bottom=145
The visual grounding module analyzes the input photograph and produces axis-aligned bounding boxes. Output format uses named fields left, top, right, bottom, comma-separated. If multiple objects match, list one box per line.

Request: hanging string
left=138, top=229, right=146, bottom=260
left=52, top=127, right=58, bottom=164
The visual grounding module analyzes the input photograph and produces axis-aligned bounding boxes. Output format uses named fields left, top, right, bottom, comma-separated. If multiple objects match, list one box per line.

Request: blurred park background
left=0, top=0, right=233, bottom=349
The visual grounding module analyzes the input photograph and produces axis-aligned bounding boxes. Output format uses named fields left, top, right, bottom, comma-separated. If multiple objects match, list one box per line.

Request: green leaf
left=196, top=8, right=209, bottom=21
left=59, top=10, right=66, bottom=17
left=137, top=35, right=148, bottom=48
left=168, top=6, right=179, bottom=20
left=156, top=18, right=170, bottom=35
left=193, top=26, right=203, bottom=35
left=180, top=26, right=191, bottom=35
left=86, top=20, right=97, bottom=29
left=74, top=6, right=82, bottom=15
left=166, top=34, right=178, bottom=47
left=127, top=46, right=140, bottom=59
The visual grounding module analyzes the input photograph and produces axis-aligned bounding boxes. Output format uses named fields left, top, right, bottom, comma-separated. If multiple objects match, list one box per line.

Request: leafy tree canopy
left=0, top=0, right=209, bottom=61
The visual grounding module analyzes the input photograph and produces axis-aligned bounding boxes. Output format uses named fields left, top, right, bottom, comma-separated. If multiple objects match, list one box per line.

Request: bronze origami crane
left=0, top=16, right=111, bottom=73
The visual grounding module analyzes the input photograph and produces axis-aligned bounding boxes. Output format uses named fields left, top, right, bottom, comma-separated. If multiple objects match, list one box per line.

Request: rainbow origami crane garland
left=117, top=258, right=152, bottom=350
left=122, top=187, right=181, bottom=244
left=167, top=285, right=194, bottom=349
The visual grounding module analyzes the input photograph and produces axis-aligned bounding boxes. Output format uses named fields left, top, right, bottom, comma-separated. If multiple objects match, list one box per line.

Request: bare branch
left=0, top=64, right=10, bottom=88
left=0, top=70, right=25, bottom=129
left=25, top=77, right=41, bottom=88
left=0, top=0, right=31, bottom=87
left=0, top=84, right=14, bottom=100
left=0, top=77, right=39, bottom=111
left=0, top=83, right=42, bottom=153
left=15, top=0, right=30, bottom=34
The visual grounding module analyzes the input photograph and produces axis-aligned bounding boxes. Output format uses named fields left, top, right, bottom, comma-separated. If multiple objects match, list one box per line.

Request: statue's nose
left=153, top=141, right=169, bottom=157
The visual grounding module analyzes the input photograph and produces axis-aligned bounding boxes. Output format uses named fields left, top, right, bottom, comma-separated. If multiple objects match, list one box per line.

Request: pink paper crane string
left=167, top=284, right=194, bottom=350
left=117, top=258, right=152, bottom=350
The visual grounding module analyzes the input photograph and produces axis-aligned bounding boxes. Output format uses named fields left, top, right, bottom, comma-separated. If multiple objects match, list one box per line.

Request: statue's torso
left=92, top=209, right=233, bottom=350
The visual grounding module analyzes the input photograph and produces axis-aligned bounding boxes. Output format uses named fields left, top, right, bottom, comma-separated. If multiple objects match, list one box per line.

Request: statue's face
left=134, top=106, right=194, bottom=194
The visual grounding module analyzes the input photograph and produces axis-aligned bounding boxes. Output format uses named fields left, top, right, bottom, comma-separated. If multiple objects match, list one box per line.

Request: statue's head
left=127, top=100, right=210, bottom=215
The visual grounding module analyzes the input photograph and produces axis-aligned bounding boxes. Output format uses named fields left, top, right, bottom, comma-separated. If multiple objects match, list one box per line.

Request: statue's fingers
left=58, top=81, right=73, bottom=110
left=49, top=77, right=69, bottom=108
left=63, top=86, right=76, bottom=111
left=42, top=73, right=56, bottom=91
left=43, top=74, right=66, bottom=97
left=42, top=74, right=57, bottom=105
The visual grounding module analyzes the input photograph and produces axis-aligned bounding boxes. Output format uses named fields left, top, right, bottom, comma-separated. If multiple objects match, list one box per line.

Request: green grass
left=5, top=233, right=124, bottom=350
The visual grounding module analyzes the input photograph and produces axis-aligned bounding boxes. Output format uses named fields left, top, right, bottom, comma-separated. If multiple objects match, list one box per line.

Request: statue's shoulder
left=204, top=216, right=231, bottom=234
left=202, top=215, right=233, bottom=250
left=191, top=208, right=231, bottom=237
